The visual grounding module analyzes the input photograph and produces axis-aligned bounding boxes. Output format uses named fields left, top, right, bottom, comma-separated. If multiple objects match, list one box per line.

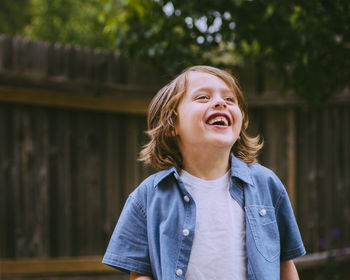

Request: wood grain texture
left=0, top=256, right=118, bottom=276
left=0, top=86, right=149, bottom=114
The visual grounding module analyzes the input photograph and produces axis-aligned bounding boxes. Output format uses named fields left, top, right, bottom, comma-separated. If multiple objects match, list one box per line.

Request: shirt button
left=182, top=229, right=189, bottom=236
left=176, top=268, right=183, bottom=276
left=259, top=209, right=267, bottom=216
left=184, top=195, right=190, bottom=202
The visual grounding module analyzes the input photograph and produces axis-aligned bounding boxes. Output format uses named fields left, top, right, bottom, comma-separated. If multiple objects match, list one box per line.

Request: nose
left=213, top=97, right=227, bottom=109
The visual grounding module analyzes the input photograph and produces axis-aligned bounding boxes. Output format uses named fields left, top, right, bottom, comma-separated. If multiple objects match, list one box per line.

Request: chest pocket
left=245, top=205, right=280, bottom=262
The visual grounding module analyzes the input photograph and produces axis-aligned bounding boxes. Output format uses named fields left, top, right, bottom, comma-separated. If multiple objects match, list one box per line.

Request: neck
left=180, top=146, right=231, bottom=180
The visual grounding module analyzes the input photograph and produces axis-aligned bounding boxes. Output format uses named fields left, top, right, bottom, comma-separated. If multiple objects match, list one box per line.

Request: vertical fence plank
left=32, top=107, right=50, bottom=257
left=318, top=108, right=332, bottom=250
left=297, top=108, right=314, bottom=252
left=104, top=115, right=123, bottom=245
left=0, top=35, right=13, bottom=71
left=334, top=107, right=349, bottom=248
left=107, top=52, right=122, bottom=85
left=48, top=109, right=73, bottom=257
left=0, top=104, right=6, bottom=257
left=138, top=117, right=154, bottom=180
left=69, top=111, right=79, bottom=256
left=48, top=43, right=65, bottom=77
left=90, top=111, right=104, bottom=255
left=309, top=111, right=321, bottom=252
left=259, top=108, right=287, bottom=182
left=61, top=109, right=74, bottom=256
left=0, top=104, right=11, bottom=257
left=286, top=108, right=297, bottom=211
left=12, top=106, right=26, bottom=257
left=333, top=107, right=344, bottom=247
left=342, top=108, right=350, bottom=243
left=123, top=116, right=141, bottom=196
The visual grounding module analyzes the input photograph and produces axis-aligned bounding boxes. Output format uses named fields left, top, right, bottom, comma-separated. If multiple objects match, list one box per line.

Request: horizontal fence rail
left=0, top=256, right=117, bottom=276
left=0, top=85, right=150, bottom=114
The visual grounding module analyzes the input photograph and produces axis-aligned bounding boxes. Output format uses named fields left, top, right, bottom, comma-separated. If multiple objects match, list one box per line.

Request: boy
left=103, top=66, right=306, bottom=279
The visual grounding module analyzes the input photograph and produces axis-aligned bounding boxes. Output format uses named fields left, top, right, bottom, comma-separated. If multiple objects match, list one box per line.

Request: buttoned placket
left=173, top=172, right=196, bottom=279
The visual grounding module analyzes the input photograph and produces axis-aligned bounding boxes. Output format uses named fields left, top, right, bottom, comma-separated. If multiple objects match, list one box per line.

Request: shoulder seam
left=129, top=194, right=147, bottom=219
left=275, top=188, right=285, bottom=215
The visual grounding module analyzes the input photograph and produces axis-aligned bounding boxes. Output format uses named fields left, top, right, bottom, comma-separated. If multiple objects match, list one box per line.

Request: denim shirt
left=103, top=155, right=306, bottom=280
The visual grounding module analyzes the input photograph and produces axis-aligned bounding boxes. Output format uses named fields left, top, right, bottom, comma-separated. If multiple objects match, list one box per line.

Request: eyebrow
left=191, top=86, right=234, bottom=95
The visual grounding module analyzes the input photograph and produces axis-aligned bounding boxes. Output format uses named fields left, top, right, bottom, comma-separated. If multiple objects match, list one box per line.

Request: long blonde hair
left=139, top=65, right=263, bottom=170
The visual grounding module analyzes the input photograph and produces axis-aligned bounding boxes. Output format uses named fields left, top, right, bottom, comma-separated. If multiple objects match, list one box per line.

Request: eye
left=225, top=96, right=236, bottom=103
left=196, top=95, right=209, bottom=101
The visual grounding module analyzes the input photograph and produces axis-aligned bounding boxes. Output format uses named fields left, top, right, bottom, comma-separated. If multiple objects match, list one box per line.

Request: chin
left=208, top=138, right=236, bottom=149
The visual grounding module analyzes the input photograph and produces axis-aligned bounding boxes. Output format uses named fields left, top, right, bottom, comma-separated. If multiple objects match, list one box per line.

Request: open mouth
left=206, top=113, right=231, bottom=126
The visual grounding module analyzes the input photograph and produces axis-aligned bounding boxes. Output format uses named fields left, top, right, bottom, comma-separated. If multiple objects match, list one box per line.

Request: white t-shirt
left=180, top=170, right=247, bottom=280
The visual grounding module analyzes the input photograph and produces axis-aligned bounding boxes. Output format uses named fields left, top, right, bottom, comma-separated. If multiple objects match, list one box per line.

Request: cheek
left=239, top=112, right=244, bottom=125
left=233, top=107, right=243, bottom=124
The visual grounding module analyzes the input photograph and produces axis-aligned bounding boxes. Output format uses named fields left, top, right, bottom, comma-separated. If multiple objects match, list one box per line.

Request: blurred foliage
left=24, top=0, right=112, bottom=48
left=100, top=0, right=350, bottom=104
left=0, top=0, right=32, bottom=35
left=0, top=0, right=112, bottom=49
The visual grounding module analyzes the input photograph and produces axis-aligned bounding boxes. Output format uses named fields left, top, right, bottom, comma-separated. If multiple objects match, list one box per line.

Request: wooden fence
left=0, top=34, right=350, bottom=279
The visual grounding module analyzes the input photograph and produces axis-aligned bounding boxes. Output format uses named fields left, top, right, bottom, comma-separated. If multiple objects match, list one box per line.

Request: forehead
left=186, top=71, right=233, bottom=93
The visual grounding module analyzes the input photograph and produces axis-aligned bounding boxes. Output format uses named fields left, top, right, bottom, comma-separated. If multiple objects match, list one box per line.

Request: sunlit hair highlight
left=139, top=65, right=263, bottom=170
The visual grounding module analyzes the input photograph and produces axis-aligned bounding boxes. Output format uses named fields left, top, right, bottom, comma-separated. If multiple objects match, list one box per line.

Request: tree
left=0, top=0, right=32, bottom=35
left=100, top=0, right=350, bottom=104
left=0, top=0, right=112, bottom=50
left=24, top=0, right=112, bottom=49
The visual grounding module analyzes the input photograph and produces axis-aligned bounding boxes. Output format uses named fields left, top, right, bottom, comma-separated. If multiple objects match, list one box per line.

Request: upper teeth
left=208, top=116, right=229, bottom=126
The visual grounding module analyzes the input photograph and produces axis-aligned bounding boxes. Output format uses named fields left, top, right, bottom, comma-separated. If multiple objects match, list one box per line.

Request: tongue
left=212, top=121, right=225, bottom=126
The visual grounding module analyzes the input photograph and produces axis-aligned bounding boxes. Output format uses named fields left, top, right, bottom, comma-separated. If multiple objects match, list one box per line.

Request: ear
left=165, top=126, right=177, bottom=137
left=170, top=111, right=178, bottom=137
left=171, top=128, right=177, bottom=137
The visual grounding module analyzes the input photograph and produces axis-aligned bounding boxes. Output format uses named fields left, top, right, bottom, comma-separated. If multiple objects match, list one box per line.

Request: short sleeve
left=102, top=195, right=152, bottom=276
left=276, top=189, right=306, bottom=261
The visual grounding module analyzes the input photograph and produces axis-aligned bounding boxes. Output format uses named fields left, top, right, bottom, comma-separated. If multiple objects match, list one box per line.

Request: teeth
left=208, top=116, right=229, bottom=126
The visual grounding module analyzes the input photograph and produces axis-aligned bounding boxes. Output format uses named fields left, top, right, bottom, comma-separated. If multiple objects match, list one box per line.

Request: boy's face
left=175, top=71, right=243, bottom=153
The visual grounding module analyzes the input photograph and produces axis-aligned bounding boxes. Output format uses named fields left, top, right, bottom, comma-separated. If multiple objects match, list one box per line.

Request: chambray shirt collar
left=153, top=154, right=253, bottom=187
left=230, top=154, right=254, bottom=186
left=153, top=166, right=178, bottom=186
